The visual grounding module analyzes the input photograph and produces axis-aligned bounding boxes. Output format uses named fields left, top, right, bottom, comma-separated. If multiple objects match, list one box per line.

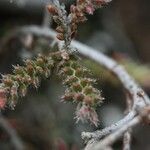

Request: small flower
left=58, top=52, right=103, bottom=125
left=19, top=85, right=27, bottom=97
left=47, top=5, right=58, bottom=15
left=75, top=104, right=99, bottom=126
left=56, top=33, right=65, bottom=41
left=0, top=52, right=58, bottom=107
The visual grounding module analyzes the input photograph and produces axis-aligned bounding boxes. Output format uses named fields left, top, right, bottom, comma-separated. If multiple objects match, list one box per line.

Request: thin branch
left=123, top=131, right=131, bottom=150
left=0, top=113, right=24, bottom=150
left=122, top=93, right=133, bottom=150
left=91, top=116, right=141, bottom=150
left=81, top=110, right=136, bottom=141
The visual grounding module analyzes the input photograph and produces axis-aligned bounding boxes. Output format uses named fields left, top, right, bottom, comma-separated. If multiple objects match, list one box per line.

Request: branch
left=81, top=110, right=136, bottom=141
left=122, top=93, right=133, bottom=150
left=123, top=131, right=131, bottom=150
left=90, top=116, right=142, bottom=150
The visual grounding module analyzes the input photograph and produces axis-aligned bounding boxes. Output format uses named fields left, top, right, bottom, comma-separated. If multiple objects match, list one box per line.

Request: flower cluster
left=46, top=0, right=112, bottom=125
left=58, top=51, right=103, bottom=126
left=0, top=45, right=103, bottom=125
left=0, top=0, right=112, bottom=126
left=47, top=0, right=112, bottom=48
left=69, top=0, right=112, bottom=32
left=0, top=54, right=55, bottom=109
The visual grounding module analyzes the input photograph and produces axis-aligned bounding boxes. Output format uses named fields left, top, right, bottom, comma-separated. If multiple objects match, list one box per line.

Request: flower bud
left=19, top=84, right=27, bottom=97
left=62, top=67, right=73, bottom=75
left=36, top=66, right=44, bottom=74
left=64, top=76, right=78, bottom=85
left=10, top=84, right=19, bottom=102
left=80, top=78, right=95, bottom=87
left=36, top=58, right=44, bottom=66
left=47, top=5, right=58, bottom=15
left=56, top=33, right=65, bottom=41
left=33, top=77, right=40, bottom=88
left=56, top=26, right=64, bottom=33
left=72, top=83, right=82, bottom=92
left=45, top=69, right=51, bottom=78
left=70, top=5, right=77, bottom=13
left=74, top=93, right=84, bottom=101
left=83, top=96, right=93, bottom=105
left=62, top=93, right=74, bottom=102
left=2, top=77, right=13, bottom=86
left=83, top=86, right=93, bottom=94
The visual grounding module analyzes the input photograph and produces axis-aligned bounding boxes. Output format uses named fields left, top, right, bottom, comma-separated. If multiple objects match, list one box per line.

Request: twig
left=122, top=93, right=133, bottom=150
left=0, top=113, right=24, bottom=150
left=81, top=110, right=136, bottom=141
left=123, top=131, right=131, bottom=150
left=91, top=116, right=142, bottom=150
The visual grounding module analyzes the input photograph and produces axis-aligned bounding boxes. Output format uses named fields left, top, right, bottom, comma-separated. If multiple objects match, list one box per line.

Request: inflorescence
left=0, top=0, right=112, bottom=126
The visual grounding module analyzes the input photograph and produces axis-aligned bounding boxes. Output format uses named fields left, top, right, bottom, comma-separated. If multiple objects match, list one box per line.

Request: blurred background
left=0, top=0, right=150, bottom=149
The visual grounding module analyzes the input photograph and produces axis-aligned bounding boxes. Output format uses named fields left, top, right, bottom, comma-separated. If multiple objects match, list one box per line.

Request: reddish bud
left=72, top=83, right=82, bottom=92
left=84, top=96, right=93, bottom=105
left=64, top=76, right=78, bottom=85
left=70, top=5, right=77, bottom=13
left=62, top=93, right=74, bottom=102
left=47, top=5, right=58, bottom=15
left=56, top=26, right=64, bottom=33
left=62, top=67, right=73, bottom=75
left=56, top=33, right=64, bottom=41
left=74, top=93, right=84, bottom=101
left=83, top=86, right=93, bottom=94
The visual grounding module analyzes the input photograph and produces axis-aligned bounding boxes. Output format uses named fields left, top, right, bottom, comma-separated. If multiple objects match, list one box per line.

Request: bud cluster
left=69, top=0, right=111, bottom=35
left=0, top=54, right=55, bottom=108
left=0, top=48, right=103, bottom=125
left=58, top=52, right=103, bottom=126
left=0, top=0, right=112, bottom=126
left=47, top=0, right=111, bottom=48
left=47, top=1, right=72, bottom=48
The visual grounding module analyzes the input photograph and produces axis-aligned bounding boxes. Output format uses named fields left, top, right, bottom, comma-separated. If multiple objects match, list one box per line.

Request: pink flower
left=75, top=104, right=99, bottom=126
